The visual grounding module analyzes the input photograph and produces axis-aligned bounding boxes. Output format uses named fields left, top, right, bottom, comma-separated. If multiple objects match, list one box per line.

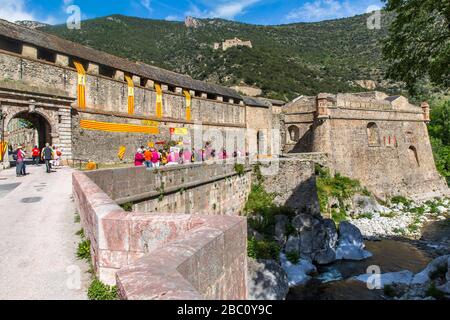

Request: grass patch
left=87, top=279, right=118, bottom=300
left=77, top=239, right=91, bottom=261
left=331, top=208, right=347, bottom=224
left=425, top=283, right=446, bottom=300
left=285, top=251, right=300, bottom=264
left=234, top=163, right=245, bottom=176
left=383, top=285, right=396, bottom=298
left=356, top=212, right=373, bottom=219
left=391, top=196, right=412, bottom=208
left=315, top=164, right=366, bottom=219
left=393, top=228, right=406, bottom=235
left=380, top=212, right=397, bottom=218
left=74, top=213, right=80, bottom=223
left=120, top=202, right=133, bottom=212
left=247, top=238, right=280, bottom=261
left=75, top=229, right=85, bottom=237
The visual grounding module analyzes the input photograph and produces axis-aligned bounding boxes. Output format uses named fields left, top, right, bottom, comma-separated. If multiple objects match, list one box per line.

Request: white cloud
left=140, top=0, right=152, bottom=13
left=0, top=0, right=35, bottom=22
left=285, top=0, right=383, bottom=22
left=187, top=0, right=262, bottom=20
left=165, top=15, right=182, bottom=21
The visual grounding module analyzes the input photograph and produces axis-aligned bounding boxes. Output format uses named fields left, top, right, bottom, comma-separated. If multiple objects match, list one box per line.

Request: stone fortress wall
left=73, top=157, right=318, bottom=299
left=283, top=91, right=448, bottom=199
left=0, top=18, right=275, bottom=165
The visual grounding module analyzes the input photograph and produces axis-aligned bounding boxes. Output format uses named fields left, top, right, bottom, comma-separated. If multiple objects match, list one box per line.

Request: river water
left=287, top=218, right=450, bottom=300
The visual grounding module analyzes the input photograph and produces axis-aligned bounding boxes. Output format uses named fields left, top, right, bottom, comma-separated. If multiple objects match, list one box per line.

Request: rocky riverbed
left=248, top=196, right=450, bottom=300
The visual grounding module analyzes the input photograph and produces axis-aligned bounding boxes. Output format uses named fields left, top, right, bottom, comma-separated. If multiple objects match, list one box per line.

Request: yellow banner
left=125, top=75, right=135, bottom=115
left=142, top=120, right=159, bottom=127
left=74, top=61, right=86, bottom=109
left=80, top=120, right=159, bottom=134
left=155, top=83, right=163, bottom=118
left=0, top=141, right=7, bottom=162
left=118, top=145, right=126, bottom=161
left=183, top=89, right=191, bottom=121
left=171, top=127, right=189, bottom=135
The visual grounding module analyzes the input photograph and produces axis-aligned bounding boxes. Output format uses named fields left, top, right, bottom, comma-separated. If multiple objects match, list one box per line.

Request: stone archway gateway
left=0, top=81, right=75, bottom=167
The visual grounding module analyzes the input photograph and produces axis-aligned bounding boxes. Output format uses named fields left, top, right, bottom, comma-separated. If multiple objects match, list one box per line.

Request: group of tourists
left=134, top=143, right=245, bottom=168
left=13, top=143, right=63, bottom=177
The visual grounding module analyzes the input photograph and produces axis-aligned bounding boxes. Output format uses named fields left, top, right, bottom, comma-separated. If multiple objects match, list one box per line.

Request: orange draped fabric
left=73, top=61, right=86, bottom=109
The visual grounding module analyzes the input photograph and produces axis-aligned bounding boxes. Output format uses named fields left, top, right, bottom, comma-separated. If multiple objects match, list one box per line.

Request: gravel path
left=0, top=165, right=89, bottom=300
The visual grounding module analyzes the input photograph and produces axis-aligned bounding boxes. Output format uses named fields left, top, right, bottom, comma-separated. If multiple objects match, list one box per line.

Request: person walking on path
left=41, top=143, right=53, bottom=173
left=134, top=148, right=145, bottom=166
left=144, top=148, right=152, bottom=168
left=15, top=146, right=25, bottom=177
left=151, top=148, right=160, bottom=168
left=32, top=146, right=40, bottom=165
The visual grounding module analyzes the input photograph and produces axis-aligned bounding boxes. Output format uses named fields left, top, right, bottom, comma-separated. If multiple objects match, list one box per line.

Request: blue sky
left=0, top=0, right=384, bottom=25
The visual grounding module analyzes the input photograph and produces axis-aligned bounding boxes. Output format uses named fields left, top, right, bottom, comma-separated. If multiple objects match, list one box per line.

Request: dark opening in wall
left=0, top=36, right=21, bottom=54
left=99, top=65, right=115, bottom=78
left=207, top=93, right=217, bottom=100
left=37, top=47, right=56, bottom=63
left=367, top=122, right=381, bottom=147
left=223, top=97, right=230, bottom=103
left=140, top=78, right=148, bottom=87
left=195, top=91, right=202, bottom=98
left=168, top=85, right=176, bottom=93
left=69, top=57, right=88, bottom=72
left=408, top=146, right=420, bottom=167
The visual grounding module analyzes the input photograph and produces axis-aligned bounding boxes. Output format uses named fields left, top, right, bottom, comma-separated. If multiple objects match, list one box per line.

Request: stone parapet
left=72, top=170, right=248, bottom=299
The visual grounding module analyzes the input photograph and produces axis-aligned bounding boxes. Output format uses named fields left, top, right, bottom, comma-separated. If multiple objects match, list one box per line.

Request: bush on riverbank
left=315, top=165, right=370, bottom=224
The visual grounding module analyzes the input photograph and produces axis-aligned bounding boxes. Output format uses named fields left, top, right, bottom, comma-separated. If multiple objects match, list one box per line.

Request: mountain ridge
left=37, top=13, right=400, bottom=100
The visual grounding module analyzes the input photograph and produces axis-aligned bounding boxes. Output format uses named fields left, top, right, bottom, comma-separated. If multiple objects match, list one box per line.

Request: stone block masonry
left=84, top=160, right=253, bottom=216
left=72, top=170, right=248, bottom=299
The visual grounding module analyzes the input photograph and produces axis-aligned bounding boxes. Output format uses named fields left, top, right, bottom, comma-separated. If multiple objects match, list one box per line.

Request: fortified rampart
left=0, top=19, right=275, bottom=166
left=283, top=92, right=449, bottom=199
left=72, top=157, right=319, bottom=299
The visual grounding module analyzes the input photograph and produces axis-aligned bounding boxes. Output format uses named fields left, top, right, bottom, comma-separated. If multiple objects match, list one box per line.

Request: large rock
left=352, top=195, right=388, bottom=216
left=354, top=270, right=414, bottom=287
left=274, top=215, right=289, bottom=246
left=338, top=221, right=365, bottom=248
left=314, top=219, right=338, bottom=264
left=280, top=253, right=317, bottom=287
left=289, top=214, right=339, bottom=264
left=335, top=221, right=372, bottom=261
left=285, top=235, right=300, bottom=253
left=247, top=258, right=289, bottom=300
left=411, top=255, right=450, bottom=285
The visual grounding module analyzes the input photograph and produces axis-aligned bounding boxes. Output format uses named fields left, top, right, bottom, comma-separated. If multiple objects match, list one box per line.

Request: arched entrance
left=6, top=111, right=53, bottom=156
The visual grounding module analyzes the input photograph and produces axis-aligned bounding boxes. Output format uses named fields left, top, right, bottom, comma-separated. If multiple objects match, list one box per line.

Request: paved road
left=0, top=165, right=89, bottom=300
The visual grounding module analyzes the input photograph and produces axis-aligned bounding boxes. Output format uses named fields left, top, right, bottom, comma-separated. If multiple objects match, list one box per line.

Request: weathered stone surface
left=247, top=258, right=289, bottom=300
left=411, top=255, right=450, bottom=285
left=280, top=253, right=316, bottom=287
left=274, top=215, right=288, bottom=245
left=335, top=221, right=372, bottom=261
left=73, top=171, right=248, bottom=299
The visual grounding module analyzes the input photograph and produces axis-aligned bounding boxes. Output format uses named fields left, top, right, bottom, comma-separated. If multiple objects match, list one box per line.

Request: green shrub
left=383, top=285, right=396, bottom=297
left=425, top=283, right=446, bottom=300
left=391, top=196, right=412, bottom=207
left=380, top=212, right=396, bottom=218
left=253, top=163, right=264, bottom=183
left=75, top=229, right=85, bottom=237
left=244, top=184, right=276, bottom=214
left=77, top=239, right=91, bottom=261
left=120, top=202, right=133, bottom=212
left=74, top=214, right=80, bottom=223
left=234, top=163, right=245, bottom=176
left=393, top=227, right=405, bottom=235
left=247, top=238, right=280, bottom=260
left=357, top=212, right=373, bottom=219
left=331, top=208, right=347, bottom=224
left=88, top=279, right=118, bottom=300
left=285, top=251, right=300, bottom=264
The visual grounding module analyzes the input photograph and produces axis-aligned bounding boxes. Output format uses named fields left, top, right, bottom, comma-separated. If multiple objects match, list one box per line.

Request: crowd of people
left=134, top=143, right=246, bottom=168
left=13, top=143, right=63, bottom=177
